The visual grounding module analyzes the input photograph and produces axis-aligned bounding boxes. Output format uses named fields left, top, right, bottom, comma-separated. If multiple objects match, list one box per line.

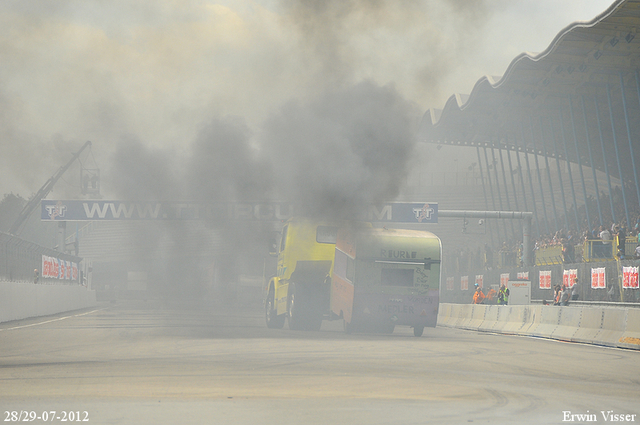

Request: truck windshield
left=381, top=268, right=414, bottom=287
left=280, top=225, right=288, bottom=252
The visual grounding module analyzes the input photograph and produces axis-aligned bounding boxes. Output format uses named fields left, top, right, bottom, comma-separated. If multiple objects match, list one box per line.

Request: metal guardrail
left=533, top=299, right=640, bottom=308
left=534, top=245, right=563, bottom=266
left=532, top=235, right=640, bottom=265
left=582, top=239, right=616, bottom=262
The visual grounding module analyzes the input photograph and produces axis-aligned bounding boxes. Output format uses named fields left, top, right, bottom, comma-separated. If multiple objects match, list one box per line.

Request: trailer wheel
left=344, top=319, right=354, bottom=334
left=265, top=287, right=284, bottom=329
left=413, top=326, right=424, bottom=337
left=307, top=317, right=322, bottom=332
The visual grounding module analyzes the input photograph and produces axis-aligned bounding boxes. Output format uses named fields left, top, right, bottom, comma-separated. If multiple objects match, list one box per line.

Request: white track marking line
left=0, top=308, right=106, bottom=331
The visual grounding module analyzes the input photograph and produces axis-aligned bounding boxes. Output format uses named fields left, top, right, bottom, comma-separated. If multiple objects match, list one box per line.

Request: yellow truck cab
left=264, top=218, right=338, bottom=330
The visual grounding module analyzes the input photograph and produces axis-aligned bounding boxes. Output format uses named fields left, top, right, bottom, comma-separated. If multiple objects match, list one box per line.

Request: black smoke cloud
left=186, top=116, right=271, bottom=203
left=279, top=0, right=495, bottom=99
left=106, top=117, right=269, bottom=205
left=103, top=81, right=419, bottom=302
left=279, top=0, right=424, bottom=86
left=0, top=0, right=498, bottom=202
left=106, top=80, right=419, bottom=222
left=108, top=136, right=182, bottom=201
left=260, top=80, right=419, bottom=219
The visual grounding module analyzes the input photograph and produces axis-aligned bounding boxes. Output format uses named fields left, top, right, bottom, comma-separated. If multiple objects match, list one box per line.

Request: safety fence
left=445, top=237, right=638, bottom=275
left=534, top=244, right=564, bottom=265
left=441, top=260, right=640, bottom=304
left=533, top=236, right=638, bottom=266
left=437, top=303, right=640, bottom=350
left=0, top=232, right=82, bottom=284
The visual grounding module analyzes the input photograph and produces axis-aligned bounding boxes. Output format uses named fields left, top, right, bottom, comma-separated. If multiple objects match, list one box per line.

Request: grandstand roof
left=419, top=0, right=640, bottom=180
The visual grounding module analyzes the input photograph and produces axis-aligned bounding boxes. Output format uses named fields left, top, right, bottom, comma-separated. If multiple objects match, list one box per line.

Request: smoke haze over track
left=0, top=0, right=613, bottom=201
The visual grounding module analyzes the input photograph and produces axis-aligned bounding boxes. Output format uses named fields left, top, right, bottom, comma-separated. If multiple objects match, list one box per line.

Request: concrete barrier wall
left=467, top=304, right=487, bottom=331
left=598, top=308, right=626, bottom=347
left=551, top=307, right=582, bottom=341
left=0, top=282, right=97, bottom=323
left=438, top=304, right=454, bottom=327
left=619, top=309, right=640, bottom=349
left=454, top=304, right=472, bottom=328
left=529, top=306, right=560, bottom=338
left=478, top=305, right=498, bottom=332
left=500, top=305, right=527, bottom=334
left=519, top=305, right=542, bottom=336
left=438, top=303, right=640, bottom=351
left=572, top=307, right=604, bottom=344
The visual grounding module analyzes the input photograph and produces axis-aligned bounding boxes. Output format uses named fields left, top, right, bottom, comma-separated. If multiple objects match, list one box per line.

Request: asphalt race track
left=1, top=300, right=638, bottom=425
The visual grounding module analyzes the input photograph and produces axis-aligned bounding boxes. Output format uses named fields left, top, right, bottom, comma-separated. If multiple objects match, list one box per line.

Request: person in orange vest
left=473, top=284, right=485, bottom=304
left=485, top=286, right=497, bottom=304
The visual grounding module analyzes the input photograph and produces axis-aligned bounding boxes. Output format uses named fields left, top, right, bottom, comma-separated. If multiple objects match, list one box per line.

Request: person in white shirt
left=600, top=226, right=612, bottom=244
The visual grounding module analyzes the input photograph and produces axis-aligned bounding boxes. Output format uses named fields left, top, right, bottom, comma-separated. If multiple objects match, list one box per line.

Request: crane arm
left=9, top=141, right=92, bottom=235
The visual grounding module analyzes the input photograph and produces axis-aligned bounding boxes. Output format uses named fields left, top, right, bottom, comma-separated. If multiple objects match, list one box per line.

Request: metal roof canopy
left=420, top=0, right=640, bottom=182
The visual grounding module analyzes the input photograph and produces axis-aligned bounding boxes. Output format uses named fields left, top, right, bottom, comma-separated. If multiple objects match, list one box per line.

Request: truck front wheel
left=265, top=287, right=285, bottom=329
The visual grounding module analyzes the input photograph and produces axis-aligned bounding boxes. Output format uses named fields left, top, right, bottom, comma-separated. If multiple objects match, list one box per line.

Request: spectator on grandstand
left=562, top=238, right=575, bottom=264
left=596, top=225, right=612, bottom=258
left=484, top=244, right=493, bottom=270
left=634, top=244, right=640, bottom=259
left=600, top=225, right=612, bottom=244
left=33, top=269, right=39, bottom=284
left=617, top=224, right=626, bottom=258
left=633, top=215, right=640, bottom=237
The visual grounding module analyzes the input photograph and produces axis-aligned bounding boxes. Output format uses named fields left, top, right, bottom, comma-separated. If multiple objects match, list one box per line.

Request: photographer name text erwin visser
left=563, top=411, right=636, bottom=422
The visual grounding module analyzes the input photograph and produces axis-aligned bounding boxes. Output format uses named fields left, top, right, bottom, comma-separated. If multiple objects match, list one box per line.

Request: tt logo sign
left=45, top=202, right=67, bottom=219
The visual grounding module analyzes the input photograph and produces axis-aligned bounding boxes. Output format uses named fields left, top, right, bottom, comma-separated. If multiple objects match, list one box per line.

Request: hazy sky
left=0, top=0, right=616, bottom=201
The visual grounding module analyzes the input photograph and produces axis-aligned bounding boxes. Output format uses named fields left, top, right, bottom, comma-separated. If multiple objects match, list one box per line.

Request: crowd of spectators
left=444, top=186, right=640, bottom=274
left=531, top=217, right=640, bottom=263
